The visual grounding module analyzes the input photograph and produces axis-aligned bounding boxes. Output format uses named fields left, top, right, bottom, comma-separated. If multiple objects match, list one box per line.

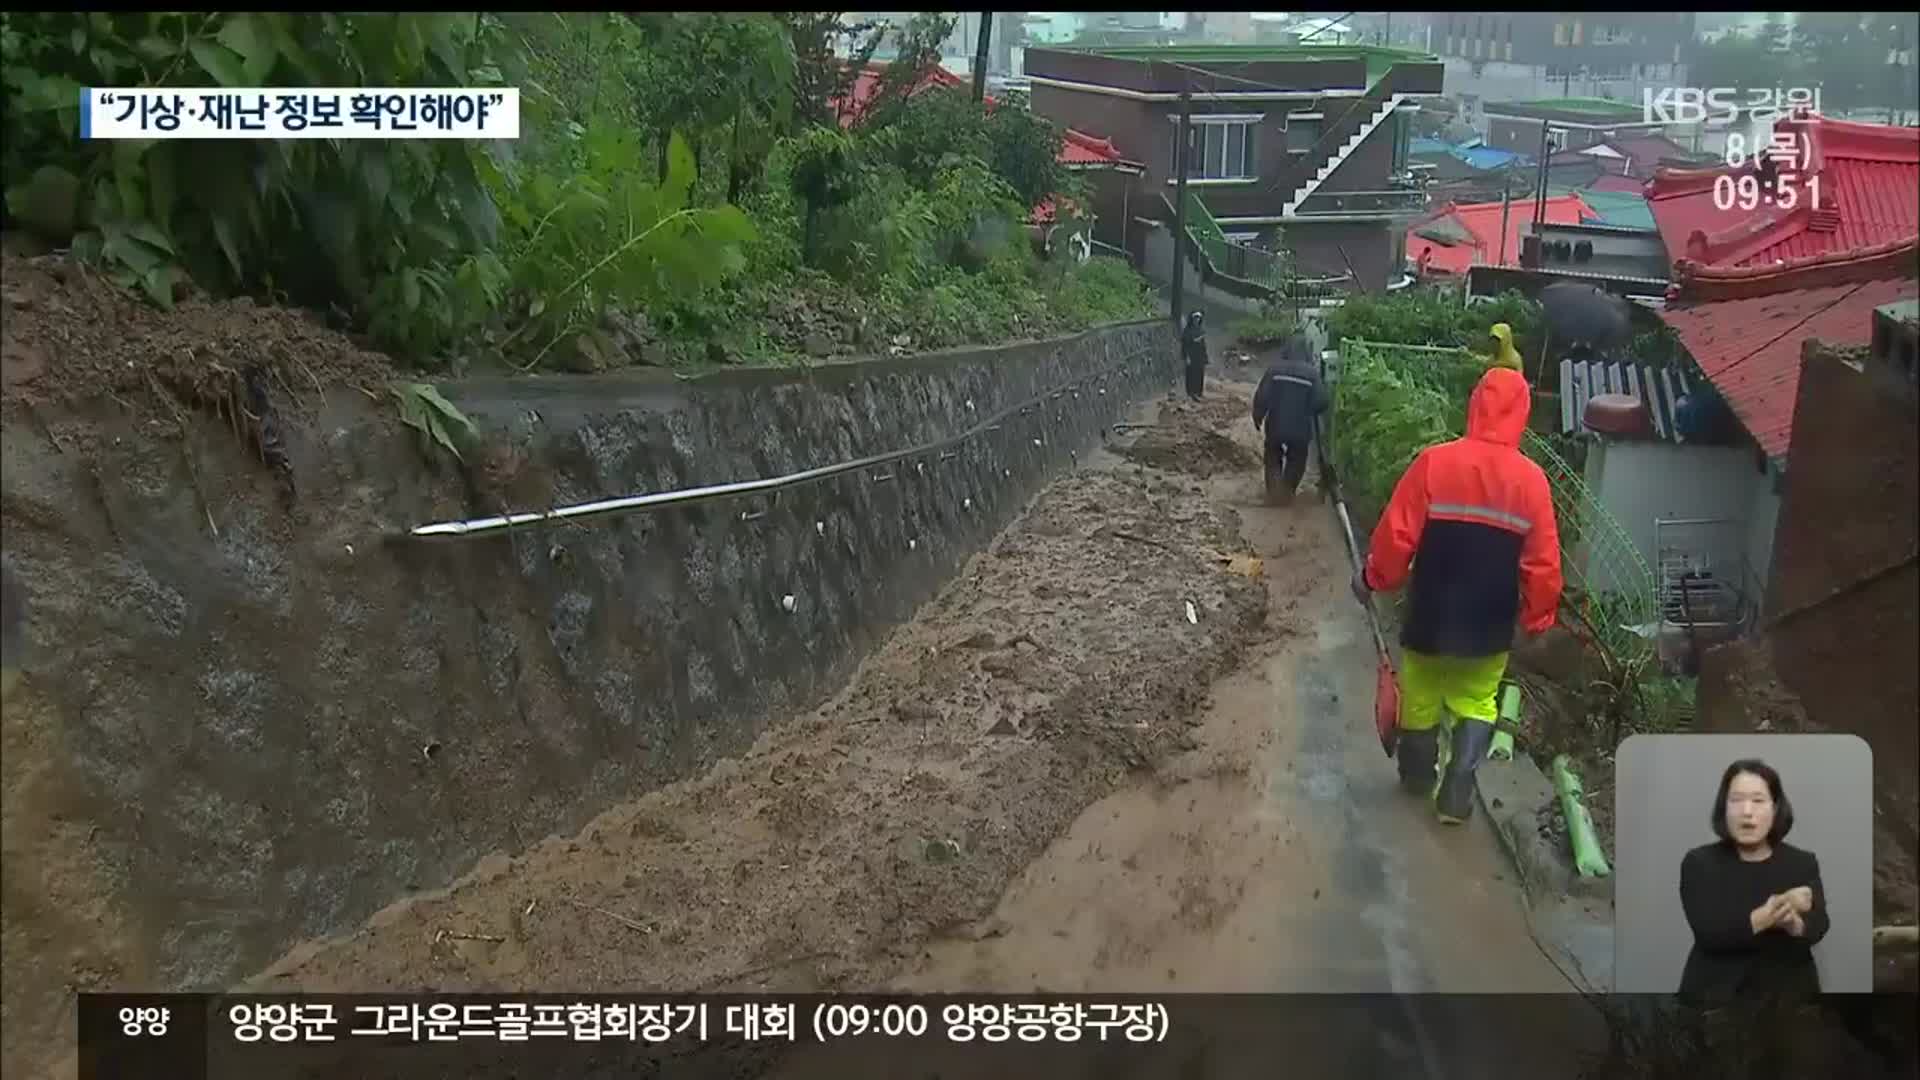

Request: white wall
left=1581, top=439, right=1779, bottom=601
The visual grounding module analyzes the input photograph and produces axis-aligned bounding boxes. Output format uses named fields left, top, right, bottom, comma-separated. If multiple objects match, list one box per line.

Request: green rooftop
left=1068, top=44, right=1440, bottom=83
left=1491, top=97, right=1645, bottom=119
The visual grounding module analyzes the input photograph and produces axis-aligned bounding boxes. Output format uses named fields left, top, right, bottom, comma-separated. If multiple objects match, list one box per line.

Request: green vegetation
left=1229, top=305, right=1299, bottom=350
left=1073, top=43, right=1437, bottom=81
left=1328, top=339, right=1481, bottom=523
left=1492, top=97, right=1643, bottom=118
left=391, top=381, right=478, bottom=461
left=0, top=12, right=1158, bottom=373
left=1328, top=288, right=1545, bottom=372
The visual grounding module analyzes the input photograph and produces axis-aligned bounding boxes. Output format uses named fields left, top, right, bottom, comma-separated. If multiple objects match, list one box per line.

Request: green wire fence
left=1174, top=190, right=1352, bottom=309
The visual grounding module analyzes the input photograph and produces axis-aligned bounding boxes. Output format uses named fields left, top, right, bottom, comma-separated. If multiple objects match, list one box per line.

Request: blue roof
left=1410, top=137, right=1453, bottom=156
left=1456, top=145, right=1525, bottom=170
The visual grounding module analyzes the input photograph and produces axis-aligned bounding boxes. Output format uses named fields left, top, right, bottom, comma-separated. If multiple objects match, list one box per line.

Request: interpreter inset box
left=1612, top=733, right=1873, bottom=994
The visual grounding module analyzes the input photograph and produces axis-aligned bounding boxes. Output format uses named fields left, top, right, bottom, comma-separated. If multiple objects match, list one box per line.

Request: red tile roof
left=1647, top=113, right=1920, bottom=271
left=833, top=62, right=968, bottom=128
left=1405, top=194, right=1596, bottom=275
left=1059, top=128, right=1135, bottom=168
left=833, top=63, right=1135, bottom=178
left=1656, top=239, right=1920, bottom=461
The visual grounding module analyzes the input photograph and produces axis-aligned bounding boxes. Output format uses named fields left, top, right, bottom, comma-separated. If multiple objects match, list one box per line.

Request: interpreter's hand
left=1781, top=886, right=1814, bottom=914
left=1750, top=893, right=1795, bottom=934
left=1780, top=910, right=1808, bottom=938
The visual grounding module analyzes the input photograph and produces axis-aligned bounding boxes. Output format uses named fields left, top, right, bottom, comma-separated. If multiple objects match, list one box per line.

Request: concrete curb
left=1477, top=756, right=1613, bottom=906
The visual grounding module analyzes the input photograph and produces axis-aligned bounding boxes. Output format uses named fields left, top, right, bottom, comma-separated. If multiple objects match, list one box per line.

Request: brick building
left=1023, top=44, right=1445, bottom=290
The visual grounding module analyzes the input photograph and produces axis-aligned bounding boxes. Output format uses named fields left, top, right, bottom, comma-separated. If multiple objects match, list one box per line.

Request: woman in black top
left=1677, top=758, right=1829, bottom=1002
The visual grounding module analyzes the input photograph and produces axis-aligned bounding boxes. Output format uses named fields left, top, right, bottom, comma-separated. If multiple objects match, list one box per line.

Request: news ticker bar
left=78, top=992, right=1919, bottom=1080
left=81, top=88, right=520, bottom=140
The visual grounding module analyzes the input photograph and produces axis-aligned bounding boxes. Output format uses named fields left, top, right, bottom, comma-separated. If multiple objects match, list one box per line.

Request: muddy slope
left=245, top=401, right=1265, bottom=997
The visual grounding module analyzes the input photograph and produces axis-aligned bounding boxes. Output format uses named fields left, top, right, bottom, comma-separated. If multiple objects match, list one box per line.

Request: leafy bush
left=1230, top=302, right=1298, bottom=350
left=1048, top=257, right=1157, bottom=330
left=2, top=11, right=1158, bottom=375
left=868, top=86, right=1075, bottom=209
left=1331, top=341, right=1479, bottom=520
left=2, top=13, right=510, bottom=359
left=485, top=125, right=754, bottom=367
left=1329, top=288, right=1545, bottom=369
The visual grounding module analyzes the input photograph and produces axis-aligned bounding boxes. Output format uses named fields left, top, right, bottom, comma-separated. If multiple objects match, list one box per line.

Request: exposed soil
left=0, top=251, right=395, bottom=422
left=236, top=410, right=1269, bottom=1002
left=1113, top=391, right=1262, bottom=479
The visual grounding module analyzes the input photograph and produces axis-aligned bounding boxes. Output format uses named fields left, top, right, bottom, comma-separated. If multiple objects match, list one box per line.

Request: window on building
left=1171, top=117, right=1259, bottom=179
left=1554, top=21, right=1568, bottom=46
left=1505, top=41, right=1514, bottom=62
left=1572, top=20, right=1583, bottom=46
left=1285, top=114, right=1323, bottom=153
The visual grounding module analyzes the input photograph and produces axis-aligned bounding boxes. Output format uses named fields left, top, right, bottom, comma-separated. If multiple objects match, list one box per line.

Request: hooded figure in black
left=1251, top=333, right=1329, bottom=504
left=1181, top=311, right=1208, bottom=400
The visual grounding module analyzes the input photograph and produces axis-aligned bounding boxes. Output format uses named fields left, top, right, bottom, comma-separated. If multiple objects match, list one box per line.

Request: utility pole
left=972, top=13, right=992, bottom=102
left=1170, top=87, right=1193, bottom=335
left=1497, top=165, right=1514, bottom=265
left=1530, top=119, right=1552, bottom=262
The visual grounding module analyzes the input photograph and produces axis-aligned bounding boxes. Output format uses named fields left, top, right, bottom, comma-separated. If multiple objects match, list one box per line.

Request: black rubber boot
left=1435, top=720, right=1495, bottom=825
left=1396, top=727, right=1440, bottom=796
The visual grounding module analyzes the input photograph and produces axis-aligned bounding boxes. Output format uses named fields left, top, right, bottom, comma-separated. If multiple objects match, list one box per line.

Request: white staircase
left=1282, top=93, right=1411, bottom=218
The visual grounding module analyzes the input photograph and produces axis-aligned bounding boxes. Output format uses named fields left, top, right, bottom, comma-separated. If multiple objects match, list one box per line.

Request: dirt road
left=75, top=379, right=1601, bottom=1077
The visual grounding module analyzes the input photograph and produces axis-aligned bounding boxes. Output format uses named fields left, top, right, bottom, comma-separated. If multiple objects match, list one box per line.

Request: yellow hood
left=1489, top=323, right=1523, bottom=370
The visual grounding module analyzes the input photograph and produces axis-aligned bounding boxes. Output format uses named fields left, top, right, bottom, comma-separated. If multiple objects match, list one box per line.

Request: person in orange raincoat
left=1352, top=365, right=1563, bottom=824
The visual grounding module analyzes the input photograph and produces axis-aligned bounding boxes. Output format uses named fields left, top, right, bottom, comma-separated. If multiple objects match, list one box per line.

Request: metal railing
left=406, top=340, right=1165, bottom=541
left=1171, top=190, right=1354, bottom=308
left=1266, top=73, right=1401, bottom=199
left=1291, top=187, right=1430, bottom=216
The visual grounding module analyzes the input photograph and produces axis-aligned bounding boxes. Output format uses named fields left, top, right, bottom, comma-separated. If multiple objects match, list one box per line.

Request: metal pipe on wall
left=405, top=343, right=1162, bottom=542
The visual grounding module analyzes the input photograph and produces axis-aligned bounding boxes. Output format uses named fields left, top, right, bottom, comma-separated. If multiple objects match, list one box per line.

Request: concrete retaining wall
left=0, top=318, right=1174, bottom=995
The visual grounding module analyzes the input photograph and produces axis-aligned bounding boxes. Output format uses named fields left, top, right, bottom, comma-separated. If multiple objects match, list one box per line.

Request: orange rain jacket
left=1361, top=367, right=1563, bottom=657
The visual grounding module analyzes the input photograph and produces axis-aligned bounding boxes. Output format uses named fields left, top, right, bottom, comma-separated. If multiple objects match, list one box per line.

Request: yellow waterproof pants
left=1399, top=650, right=1509, bottom=733
left=1399, top=650, right=1508, bottom=809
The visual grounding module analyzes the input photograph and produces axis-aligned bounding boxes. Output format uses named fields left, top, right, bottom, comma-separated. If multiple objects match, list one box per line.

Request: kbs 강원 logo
left=1643, top=87, right=1738, bottom=125
left=1642, top=86, right=1823, bottom=127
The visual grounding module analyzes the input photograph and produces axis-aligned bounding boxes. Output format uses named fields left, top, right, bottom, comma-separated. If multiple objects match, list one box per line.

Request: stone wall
left=0, top=319, right=1174, bottom=1003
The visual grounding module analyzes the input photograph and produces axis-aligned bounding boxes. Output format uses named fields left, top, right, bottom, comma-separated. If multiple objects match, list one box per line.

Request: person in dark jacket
left=1181, top=311, right=1208, bottom=400
left=1355, top=366, right=1563, bottom=823
left=1678, top=759, right=1828, bottom=1004
left=1251, top=333, right=1329, bottom=505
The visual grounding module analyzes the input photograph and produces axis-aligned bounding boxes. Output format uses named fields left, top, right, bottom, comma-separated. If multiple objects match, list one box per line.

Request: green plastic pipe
left=1488, top=682, right=1521, bottom=761
left=1552, top=754, right=1612, bottom=878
